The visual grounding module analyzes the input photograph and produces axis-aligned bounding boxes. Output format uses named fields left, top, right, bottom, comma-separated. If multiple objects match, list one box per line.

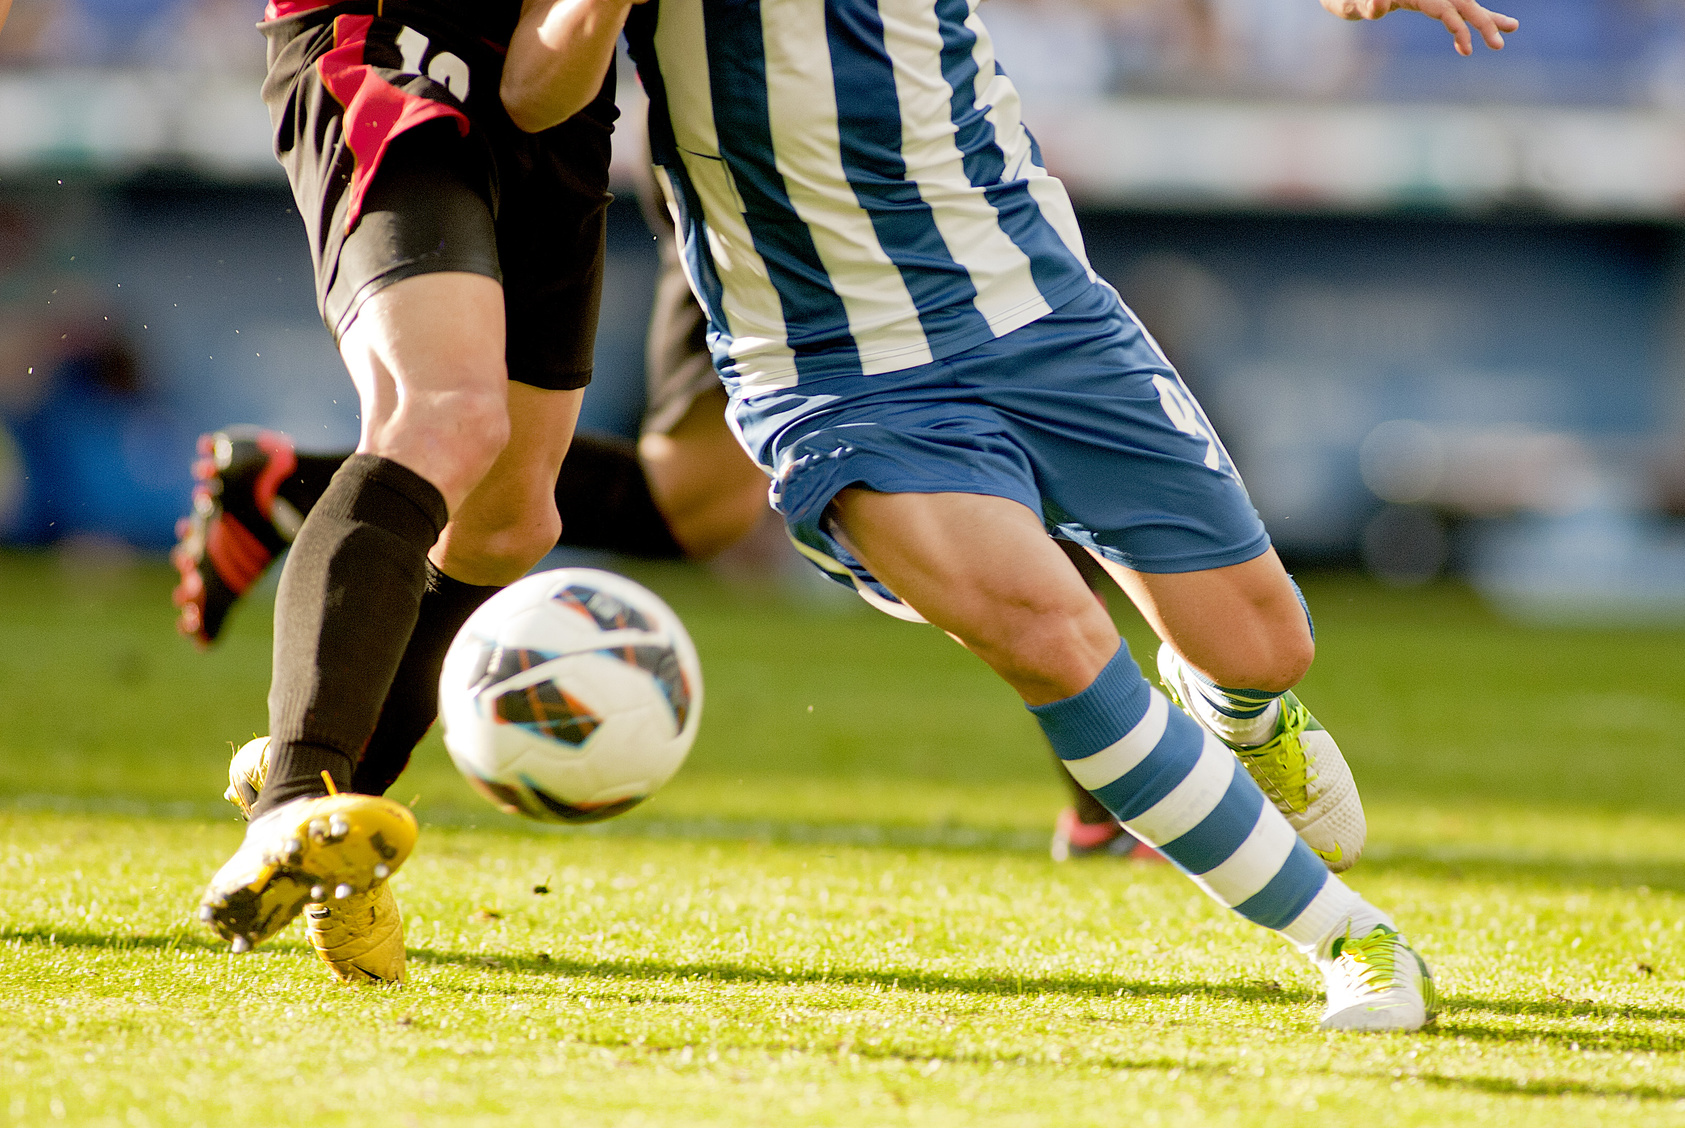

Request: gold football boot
left=203, top=737, right=410, bottom=982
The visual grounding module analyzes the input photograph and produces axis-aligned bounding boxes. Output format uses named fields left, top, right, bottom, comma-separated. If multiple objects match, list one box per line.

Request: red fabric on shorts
left=317, top=14, right=471, bottom=234
left=265, top=1, right=334, bottom=19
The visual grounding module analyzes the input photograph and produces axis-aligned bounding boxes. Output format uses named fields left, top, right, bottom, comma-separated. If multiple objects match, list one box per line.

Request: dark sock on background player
left=254, top=454, right=447, bottom=818
left=351, top=562, right=501, bottom=796
left=550, top=433, right=683, bottom=558
left=174, top=429, right=682, bottom=647
left=279, top=436, right=679, bottom=558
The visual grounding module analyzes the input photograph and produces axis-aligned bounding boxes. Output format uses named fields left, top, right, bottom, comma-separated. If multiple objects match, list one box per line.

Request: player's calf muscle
left=1106, top=553, right=1314, bottom=692
left=961, top=610, right=1118, bottom=705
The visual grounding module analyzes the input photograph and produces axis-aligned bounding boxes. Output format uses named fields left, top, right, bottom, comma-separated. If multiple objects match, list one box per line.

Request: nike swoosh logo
left=1313, top=844, right=1343, bottom=864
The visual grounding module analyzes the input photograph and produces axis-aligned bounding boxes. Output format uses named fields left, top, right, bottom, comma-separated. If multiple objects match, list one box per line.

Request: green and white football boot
left=1156, top=643, right=1365, bottom=872
left=1315, top=923, right=1439, bottom=1032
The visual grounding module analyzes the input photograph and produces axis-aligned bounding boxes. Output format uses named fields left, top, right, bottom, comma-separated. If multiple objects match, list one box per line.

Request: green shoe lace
left=1330, top=925, right=1440, bottom=1018
left=1235, top=693, right=1316, bottom=814
left=1330, top=924, right=1398, bottom=992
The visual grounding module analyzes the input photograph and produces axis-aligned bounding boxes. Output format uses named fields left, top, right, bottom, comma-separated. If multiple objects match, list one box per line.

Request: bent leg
left=640, top=386, right=770, bottom=559
left=258, top=272, right=509, bottom=817
left=1093, top=548, right=1365, bottom=870
left=822, top=488, right=1372, bottom=947
left=433, top=380, right=583, bottom=585
left=1093, top=547, right=1313, bottom=693
left=353, top=379, right=583, bottom=793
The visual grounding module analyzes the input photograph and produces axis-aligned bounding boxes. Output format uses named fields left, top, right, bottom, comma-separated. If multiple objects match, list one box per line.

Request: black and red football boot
left=1049, top=808, right=1167, bottom=863
left=171, top=427, right=300, bottom=646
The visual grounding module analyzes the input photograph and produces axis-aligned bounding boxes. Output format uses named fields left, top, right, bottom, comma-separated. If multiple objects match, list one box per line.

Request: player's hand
left=1320, top=0, right=1518, bottom=56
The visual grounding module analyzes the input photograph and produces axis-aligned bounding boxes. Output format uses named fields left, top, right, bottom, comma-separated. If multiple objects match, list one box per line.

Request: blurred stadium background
left=4, top=0, right=1685, bottom=621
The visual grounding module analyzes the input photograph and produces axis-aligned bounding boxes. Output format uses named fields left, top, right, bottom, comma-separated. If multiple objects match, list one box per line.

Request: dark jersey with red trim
left=264, top=1, right=521, bottom=45
left=259, top=0, right=616, bottom=385
left=259, top=1, right=576, bottom=233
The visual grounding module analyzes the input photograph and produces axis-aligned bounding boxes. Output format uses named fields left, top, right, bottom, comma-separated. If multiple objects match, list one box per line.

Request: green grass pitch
left=1, top=548, right=1683, bottom=1126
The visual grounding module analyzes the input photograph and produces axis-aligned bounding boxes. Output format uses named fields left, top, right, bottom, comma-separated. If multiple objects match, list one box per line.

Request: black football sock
left=274, top=440, right=683, bottom=558
left=277, top=452, right=348, bottom=518
left=352, top=562, right=500, bottom=796
left=554, top=432, right=684, bottom=559
left=253, top=454, right=448, bottom=818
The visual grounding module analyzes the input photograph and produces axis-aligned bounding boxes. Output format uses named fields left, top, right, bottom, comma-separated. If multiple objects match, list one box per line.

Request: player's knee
left=445, top=387, right=513, bottom=468
left=506, top=504, right=563, bottom=569
left=669, top=482, right=768, bottom=558
left=386, top=387, right=510, bottom=501
left=1204, top=630, right=1314, bottom=694
left=441, top=502, right=559, bottom=585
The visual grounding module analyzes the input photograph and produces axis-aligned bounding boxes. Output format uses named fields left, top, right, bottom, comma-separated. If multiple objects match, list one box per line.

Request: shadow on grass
left=0, top=926, right=222, bottom=953
left=1434, top=1018, right=1685, bottom=1054
left=1360, top=852, right=1685, bottom=895
left=10, top=927, right=1685, bottom=1097
left=0, top=926, right=1309, bottom=1008
left=1413, top=1070, right=1685, bottom=1103
left=1446, top=993, right=1685, bottom=1024
left=406, top=944, right=1324, bottom=1007
left=15, top=927, right=1685, bottom=1019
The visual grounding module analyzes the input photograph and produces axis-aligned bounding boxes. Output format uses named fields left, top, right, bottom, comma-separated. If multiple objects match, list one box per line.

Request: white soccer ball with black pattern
left=438, top=568, right=702, bottom=823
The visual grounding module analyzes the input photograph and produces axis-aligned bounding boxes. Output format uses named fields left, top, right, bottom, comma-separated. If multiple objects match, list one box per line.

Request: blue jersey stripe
left=703, top=0, right=861, bottom=377
left=1158, top=769, right=1266, bottom=876
left=824, top=0, right=992, bottom=346
left=932, top=0, right=1089, bottom=306
left=667, top=166, right=738, bottom=378
left=625, top=14, right=735, bottom=375
left=1233, top=840, right=1330, bottom=931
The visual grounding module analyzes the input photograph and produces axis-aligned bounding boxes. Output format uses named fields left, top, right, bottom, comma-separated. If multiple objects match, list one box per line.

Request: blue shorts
left=729, top=282, right=1270, bottom=616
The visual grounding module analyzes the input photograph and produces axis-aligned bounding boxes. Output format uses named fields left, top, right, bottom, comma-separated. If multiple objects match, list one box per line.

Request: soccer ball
left=438, top=568, right=702, bottom=823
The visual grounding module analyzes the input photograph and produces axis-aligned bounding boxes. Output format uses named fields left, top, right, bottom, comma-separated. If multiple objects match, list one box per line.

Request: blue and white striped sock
left=1031, top=640, right=1369, bottom=951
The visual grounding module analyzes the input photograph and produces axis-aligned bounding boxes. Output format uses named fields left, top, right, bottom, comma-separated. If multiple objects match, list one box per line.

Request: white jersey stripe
left=626, top=0, right=1101, bottom=389
left=880, top=0, right=1045, bottom=339
left=761, top=0, right=932, bottom=374
left=653, top=3, right=799, bottom=386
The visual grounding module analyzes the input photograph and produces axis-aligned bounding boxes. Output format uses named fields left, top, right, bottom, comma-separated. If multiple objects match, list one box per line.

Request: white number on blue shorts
left=1151, top=374, right=1221, bottom=472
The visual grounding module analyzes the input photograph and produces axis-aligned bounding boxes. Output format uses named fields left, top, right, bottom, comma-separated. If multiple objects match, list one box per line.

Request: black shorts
left=260, top=2, right=615, bottom=391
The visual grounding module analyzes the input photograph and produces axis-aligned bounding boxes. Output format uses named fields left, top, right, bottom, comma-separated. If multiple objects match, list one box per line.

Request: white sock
left=1167, top=649, right=1284, bottom=747
left=1192, top=693, right=1281, bottom=748
left=1280, top=877, right=1392, bottom=958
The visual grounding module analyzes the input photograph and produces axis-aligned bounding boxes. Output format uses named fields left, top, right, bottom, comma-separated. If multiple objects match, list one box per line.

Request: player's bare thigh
left=827, top=488, right=1118, bottom=706
left=338, top=270, right=582, bottom=584
left=337, top=271, right=510, bottom=513
left=1090, top=547, right=1314, bottom=693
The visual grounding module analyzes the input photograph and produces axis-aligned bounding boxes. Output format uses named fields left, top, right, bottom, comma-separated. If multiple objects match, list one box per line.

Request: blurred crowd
left=0, top=0, right=264, bottom=73
left=988, top=0, right=1685, bottom=109
left=4, top=1, right=1685, bottom=109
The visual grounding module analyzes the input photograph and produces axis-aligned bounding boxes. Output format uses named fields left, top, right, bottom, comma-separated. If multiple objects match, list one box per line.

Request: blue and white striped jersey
left=624, top=0, right=1099, bottom=392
